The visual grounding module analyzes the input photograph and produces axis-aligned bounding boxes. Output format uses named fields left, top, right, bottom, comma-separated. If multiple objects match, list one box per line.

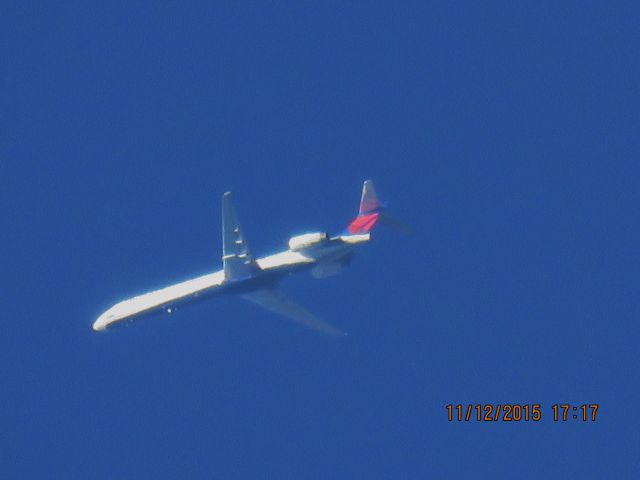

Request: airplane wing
left=222, top=192, right=257, bottom=280
left=93, top=270, right=225, bottom=331
left=241, top=288, right=346, bottom=336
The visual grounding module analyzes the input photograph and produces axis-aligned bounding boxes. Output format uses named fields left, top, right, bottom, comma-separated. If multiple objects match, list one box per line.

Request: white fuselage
left=92, top=233, right=370, bottom=331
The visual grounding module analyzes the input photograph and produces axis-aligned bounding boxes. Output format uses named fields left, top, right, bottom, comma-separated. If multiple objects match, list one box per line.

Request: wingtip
left=330, top=328, right=348, bottom=337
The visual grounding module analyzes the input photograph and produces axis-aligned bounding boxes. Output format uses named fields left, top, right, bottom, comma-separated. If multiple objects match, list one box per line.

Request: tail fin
left=358, top=180, right=380, bottom=215
left=347, top=180, right=382, bottom=235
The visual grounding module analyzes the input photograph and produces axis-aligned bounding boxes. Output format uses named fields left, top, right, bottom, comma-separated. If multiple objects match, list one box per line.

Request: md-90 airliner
left=93, top=180, right=392, bottom=335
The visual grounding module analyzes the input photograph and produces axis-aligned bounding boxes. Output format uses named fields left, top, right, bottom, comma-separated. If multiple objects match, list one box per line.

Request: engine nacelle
left=288, top=232, right=327, bottom=251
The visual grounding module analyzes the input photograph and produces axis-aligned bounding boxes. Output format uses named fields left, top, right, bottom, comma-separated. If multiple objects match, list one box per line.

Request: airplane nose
left=92, top=312, right=114, bottom=331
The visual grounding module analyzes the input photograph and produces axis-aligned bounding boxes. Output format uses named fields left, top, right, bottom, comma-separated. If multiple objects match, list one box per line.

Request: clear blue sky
left=2, top=1, right=638, bottom=478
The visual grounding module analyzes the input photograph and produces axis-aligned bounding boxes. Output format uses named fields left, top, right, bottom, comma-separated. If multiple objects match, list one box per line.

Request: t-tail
left=346, top=180, right=382, bottom=235
left=346, top=180, right=412, bottom=236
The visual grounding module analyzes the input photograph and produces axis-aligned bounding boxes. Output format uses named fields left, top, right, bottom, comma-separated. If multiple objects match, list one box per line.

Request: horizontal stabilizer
left=378, top=212, right=414, bottom=235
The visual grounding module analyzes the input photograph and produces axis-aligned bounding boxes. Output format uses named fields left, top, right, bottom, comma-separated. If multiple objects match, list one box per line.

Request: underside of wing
left=93, top=270, right=225, bottom=331
left=241, top=288, right=346, bottom=336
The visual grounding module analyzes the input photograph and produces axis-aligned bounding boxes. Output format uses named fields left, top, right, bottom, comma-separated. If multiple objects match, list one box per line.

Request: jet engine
left=288, top=232, right=327, bottom=251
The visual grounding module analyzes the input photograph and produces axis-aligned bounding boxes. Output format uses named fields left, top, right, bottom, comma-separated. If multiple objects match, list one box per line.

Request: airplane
left=93, top=180, right=394, bottom=336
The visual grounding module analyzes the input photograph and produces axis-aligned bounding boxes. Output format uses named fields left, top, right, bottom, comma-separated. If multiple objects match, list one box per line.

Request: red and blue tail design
left=346, top=180, right=382, bottom=235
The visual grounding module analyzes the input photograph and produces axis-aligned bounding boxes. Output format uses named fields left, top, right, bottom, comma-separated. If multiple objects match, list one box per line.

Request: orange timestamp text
left=446, top=404, right=599, bottom=422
